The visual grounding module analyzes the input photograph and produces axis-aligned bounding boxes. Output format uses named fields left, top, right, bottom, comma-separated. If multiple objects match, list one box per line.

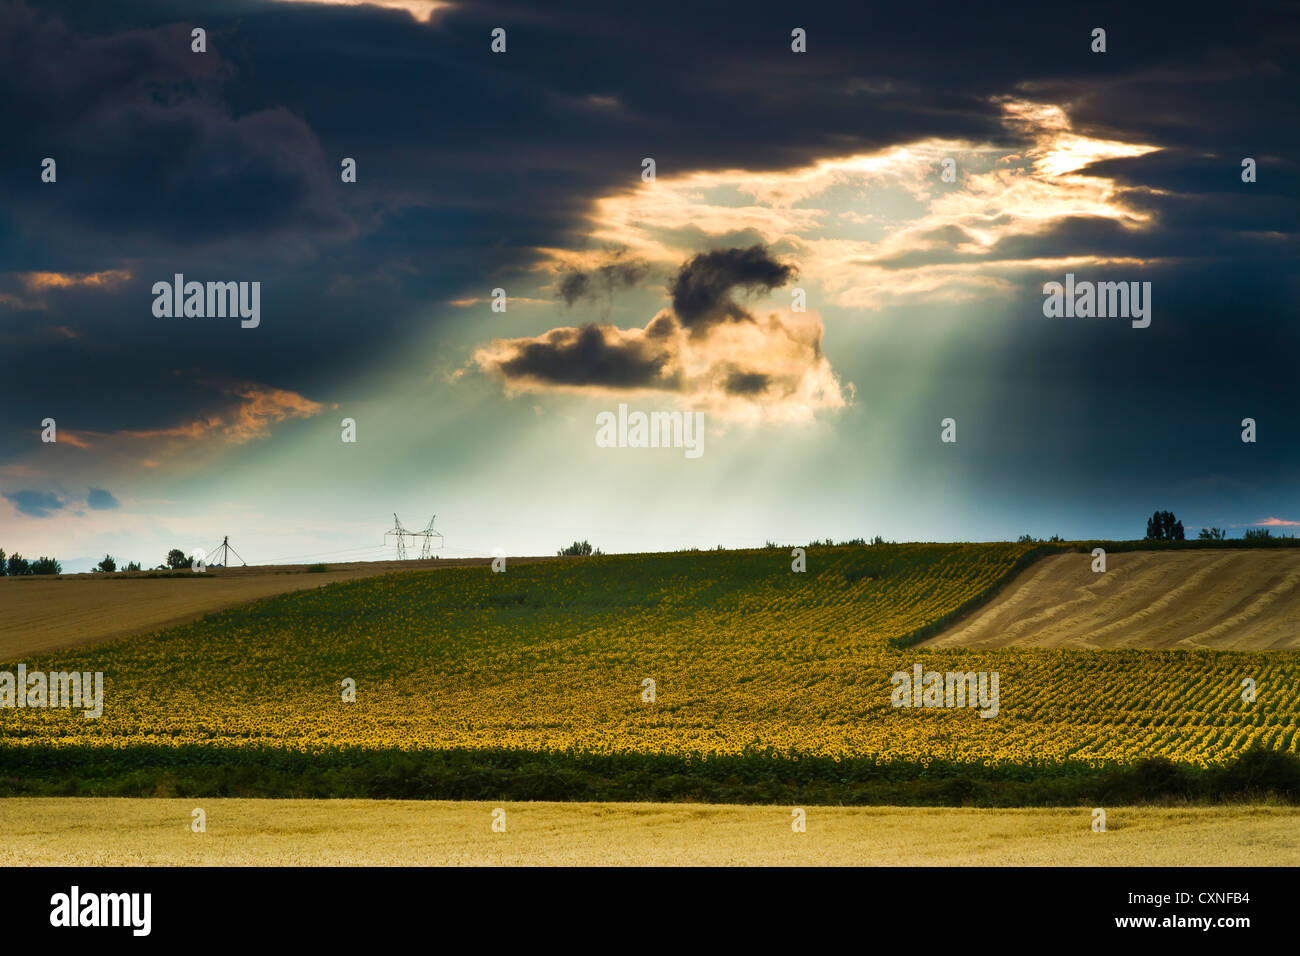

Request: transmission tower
left=417, top=515, right=444, bottom=559
left=386, top=513, right=412, bottom=560
left=385, top=513, right=444, bottom=560
left=205, top=535, right=247, bottom=568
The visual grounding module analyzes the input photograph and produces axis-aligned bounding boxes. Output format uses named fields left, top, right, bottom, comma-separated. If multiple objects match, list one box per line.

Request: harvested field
left=1, top=799, right=1295, bottom=866
left=922, top=549, right=1300, bottom=650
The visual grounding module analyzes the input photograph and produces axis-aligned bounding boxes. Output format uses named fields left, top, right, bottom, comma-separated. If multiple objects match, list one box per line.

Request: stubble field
left=921, top=549, right=1300, bottom=650
left=2, top=798, right=1295, bottom=866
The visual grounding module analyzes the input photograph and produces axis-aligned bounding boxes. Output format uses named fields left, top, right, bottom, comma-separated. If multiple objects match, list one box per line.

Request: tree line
left=0, top=549, right=61, bottom=575
left=0, top=547, right=201, bottom=576
left=1146, top=511, right=1287, bottom=542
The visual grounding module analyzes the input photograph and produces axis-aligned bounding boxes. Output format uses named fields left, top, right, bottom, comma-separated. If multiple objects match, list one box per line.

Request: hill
left=2, top=543, right=1298, bottom=803
left=0, top=556, right=559, bottom=658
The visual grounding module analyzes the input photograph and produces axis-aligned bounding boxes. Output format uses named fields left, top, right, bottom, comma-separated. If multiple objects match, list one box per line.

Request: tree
left=124, top=560, right=141, bottom=572
left=1198, top=527, right=1227, bottom=540
left=95, top=554, right=117, bottom=573
left=1145, top=510, right=1185, bottom=541
left=1244, top=528, right=1272, bottom=541
left=0, top=548, right=6, bottom=576
left=31, top=556, right=61, bottom=575
left=166, top=548, right=190, bottom=570
left=558, top=540, right=594, bottom=556
left=6, top=553, right=30, bottom=576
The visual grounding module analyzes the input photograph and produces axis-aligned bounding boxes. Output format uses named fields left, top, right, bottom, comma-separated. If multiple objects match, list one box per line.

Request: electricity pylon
left=417, top=515, right=444, bottom=559
left=385, top=514, right=443, bottom=560
left=386, top=513, right=412, bottom=560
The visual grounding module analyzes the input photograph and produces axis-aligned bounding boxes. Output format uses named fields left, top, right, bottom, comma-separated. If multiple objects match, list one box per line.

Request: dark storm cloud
left=557, top=256, right=651, bottom=306
left=0, top=2, right=358, bottom=252
left=870, top=201, right=1299, bottom=271
left=488, top=324, right=677, bottom=390
left=87, top=488, right=120, bottom=510
left=557, top=273, right=591, bottom=305
left=1095, top=151, right=1300, bottom=249
left=0, top=0, right=1297, bottom=478
left=669, top=245, right=796, bottom=331
left=3, top=490, right=64, bottom=518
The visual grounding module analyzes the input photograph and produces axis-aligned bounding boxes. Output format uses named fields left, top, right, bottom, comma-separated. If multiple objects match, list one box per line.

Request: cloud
left=669, top=245, right=797, bottom=333
left=107, top=382, right=327, bottom=449
left=543, top=115, right=1178, bottom=319
left=0, top=3, right=361, bottom=253
left=3, top=489, right=64, bottom=518
left=37, top=381, right=327, bottom=470
left=473, top=245, right=846, bottom=422
left=556, top=253, right=651, bottom=306
left=220, top=383, right=330, bottom=445
left=0, top=269, right=132, bottom=315
left=270, top=0, right=447, bottom=22
left=722, top=369, right=772, bottom=395
left=449, top=295, right=552, bottom=307
left=1251, top=517, right=1300, bottom=528
left=87, top=488, right=120, bottom=510
left=20, top=270, right=132, bottom=292
left=475, top=323, right=678, bottom=391
left=3, top=0, right=1296, bottom=523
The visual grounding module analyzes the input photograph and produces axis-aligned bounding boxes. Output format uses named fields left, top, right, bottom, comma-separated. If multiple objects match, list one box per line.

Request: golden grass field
left=0, top=799, right=1295, bottom=866
left=923, top=549, right=1300, bottom=650
left=0, top=556, right=559, bottom=658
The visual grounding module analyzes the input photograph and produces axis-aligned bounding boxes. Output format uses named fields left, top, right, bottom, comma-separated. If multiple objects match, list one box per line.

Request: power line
left=251, top=544, right=390, bottom=564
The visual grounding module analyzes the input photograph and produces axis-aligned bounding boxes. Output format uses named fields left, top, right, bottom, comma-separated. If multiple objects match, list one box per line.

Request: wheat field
left=1, top=798, right=1296, bottom=866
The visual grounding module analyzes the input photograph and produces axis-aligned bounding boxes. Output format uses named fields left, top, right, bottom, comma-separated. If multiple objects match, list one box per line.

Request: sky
left=1, top=0, right=1298, bottom=571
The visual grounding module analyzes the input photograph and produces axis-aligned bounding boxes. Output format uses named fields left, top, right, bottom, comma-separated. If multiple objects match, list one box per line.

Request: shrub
left=1213, top=748, right=1300, bottom=798
left=1102, top=757, right=1193, bottom=802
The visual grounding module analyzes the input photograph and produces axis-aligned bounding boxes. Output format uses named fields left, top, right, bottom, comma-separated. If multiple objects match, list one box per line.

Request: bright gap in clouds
left=270, top=0, right=446, bottom=23
left=468, top=97, right=1165, bottom=423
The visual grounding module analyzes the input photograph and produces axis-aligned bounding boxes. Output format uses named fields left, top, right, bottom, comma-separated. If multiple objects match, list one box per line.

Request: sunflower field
left=2, top=543, right=1295, bottom=779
